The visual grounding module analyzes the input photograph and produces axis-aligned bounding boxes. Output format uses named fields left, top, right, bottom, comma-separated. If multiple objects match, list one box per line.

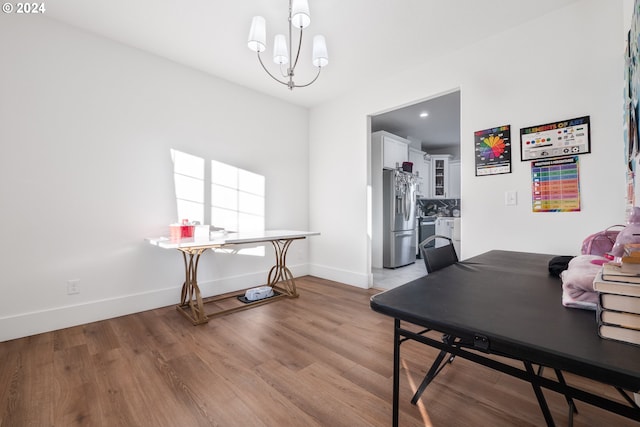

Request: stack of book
left=593, top=260, right=640, bottom=346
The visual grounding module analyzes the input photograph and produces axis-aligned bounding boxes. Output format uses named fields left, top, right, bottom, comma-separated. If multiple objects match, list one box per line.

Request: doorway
left=369, top=90, right=461, bottom=289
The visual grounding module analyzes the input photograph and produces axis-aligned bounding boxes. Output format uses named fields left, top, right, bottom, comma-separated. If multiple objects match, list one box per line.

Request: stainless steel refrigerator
left=383, top=169, right=417, bottom=268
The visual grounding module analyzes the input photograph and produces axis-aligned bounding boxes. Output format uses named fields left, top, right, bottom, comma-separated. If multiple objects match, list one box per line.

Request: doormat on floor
left=237, top=290, right=282, bottom=304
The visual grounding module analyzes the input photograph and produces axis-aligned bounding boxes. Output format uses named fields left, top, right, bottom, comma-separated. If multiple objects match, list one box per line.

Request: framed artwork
left=474, top=125, right=511, bottom=176
left=520, top=116, right=590, bottom=161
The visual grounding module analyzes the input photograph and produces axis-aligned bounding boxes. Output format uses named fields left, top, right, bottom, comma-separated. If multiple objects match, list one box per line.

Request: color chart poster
left=520, top=116, right=590, bottom=161
left=531, top=156, right=580, bottom=213
left=474, top=125, right=511, bottom=176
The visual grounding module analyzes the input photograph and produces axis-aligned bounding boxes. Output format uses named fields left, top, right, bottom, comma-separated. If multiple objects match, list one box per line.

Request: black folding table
left=370, top=250, right=640, bottom=426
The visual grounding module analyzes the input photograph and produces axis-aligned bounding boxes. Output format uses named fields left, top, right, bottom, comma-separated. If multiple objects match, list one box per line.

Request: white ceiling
left=44, top=0, right=580, bottom=110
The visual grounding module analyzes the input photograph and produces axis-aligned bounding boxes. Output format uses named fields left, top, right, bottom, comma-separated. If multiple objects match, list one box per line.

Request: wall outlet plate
left=67, top=279, right=80, bottom=295
left=505, top=191, right=517, bottom=206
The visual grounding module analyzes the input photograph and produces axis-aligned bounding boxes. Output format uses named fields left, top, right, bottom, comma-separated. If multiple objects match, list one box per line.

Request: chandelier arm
left=257, top=52, right=289, bottom=87
left=293, top=66, right=322, bottom=88
left=279, top=63, right=288, bottom=78
left=292, top=27, right=303, bottom=70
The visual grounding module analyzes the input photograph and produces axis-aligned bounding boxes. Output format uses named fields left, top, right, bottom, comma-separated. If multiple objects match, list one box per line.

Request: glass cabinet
left=431, top=155, right=451, bottom=198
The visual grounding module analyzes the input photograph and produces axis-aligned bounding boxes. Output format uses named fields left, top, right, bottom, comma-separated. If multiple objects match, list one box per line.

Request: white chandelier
left=247, top=0, right=328, bottom=90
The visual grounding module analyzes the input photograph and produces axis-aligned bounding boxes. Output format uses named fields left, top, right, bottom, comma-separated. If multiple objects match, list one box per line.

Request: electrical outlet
left=67, top=279, right=80, bottom=295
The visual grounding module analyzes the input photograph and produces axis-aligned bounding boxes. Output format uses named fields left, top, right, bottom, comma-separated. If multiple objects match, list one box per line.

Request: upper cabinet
left=431, top=155, right=451, bottom=198
left=448, top=159, right=461, bottom=199
left=430, top=155, right=460, bottom=199
left=372, top=131, right=409, bottom=170
left=409, top=148, right=430, bottom=197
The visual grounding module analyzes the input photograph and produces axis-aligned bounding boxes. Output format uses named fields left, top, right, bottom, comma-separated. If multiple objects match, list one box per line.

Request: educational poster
left=474, top=125, right=511, bottom=176
left=626, top=15, right=640, bottom=210
left=520, top=116, right=590, bottom=161
left=531, top=156, right=580, bottom=213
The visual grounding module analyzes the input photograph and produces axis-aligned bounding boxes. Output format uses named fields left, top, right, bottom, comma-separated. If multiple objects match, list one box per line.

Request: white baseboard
left=0, top=264, right=309, bottom=343
left=308, top=263, right=369, bottom=289
left=0, top=287, right=179, bottom=343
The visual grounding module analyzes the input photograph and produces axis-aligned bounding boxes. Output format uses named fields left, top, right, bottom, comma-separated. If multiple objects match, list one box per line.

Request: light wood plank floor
left=0, top=276, right=637, bottom=426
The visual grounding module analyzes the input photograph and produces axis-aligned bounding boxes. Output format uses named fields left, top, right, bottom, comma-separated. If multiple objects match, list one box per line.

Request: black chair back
left=419, top=235, right=458, bottom=273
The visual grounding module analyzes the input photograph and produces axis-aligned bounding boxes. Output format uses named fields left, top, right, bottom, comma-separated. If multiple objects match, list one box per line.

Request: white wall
left=0, top=16, right=309, bottom=341
left=309, top=0, right=627, bottom=287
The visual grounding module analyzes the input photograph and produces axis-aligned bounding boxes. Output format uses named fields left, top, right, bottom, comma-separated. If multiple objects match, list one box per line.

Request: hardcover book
left=599, top=293, right=640, bottom=315
left=593, top=271, right=640, bottom=297
left=620, top=255, right=640, bottom=274
left=597, top=306, right=640, bottom=330
left=601, top=263, right=640, bottom=284
left=598, top=324, right=640, bottom=346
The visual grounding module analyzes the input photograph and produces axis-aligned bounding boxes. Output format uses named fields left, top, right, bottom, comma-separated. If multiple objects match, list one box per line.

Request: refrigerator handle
left=404, top=190, right=410, bottom=221
left=404, top=183, right=414, bottom=221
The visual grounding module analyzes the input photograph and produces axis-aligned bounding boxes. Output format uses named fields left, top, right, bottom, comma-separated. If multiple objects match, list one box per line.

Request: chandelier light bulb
left=273, top=34, right=289, bottom=65
left=291, top=0, right=311, bottom=29
left=312, top=35, right=328, bottom=67
left=247, top=16, right=266, bottom=52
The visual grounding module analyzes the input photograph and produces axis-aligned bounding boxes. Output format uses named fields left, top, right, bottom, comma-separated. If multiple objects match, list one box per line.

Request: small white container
left=244, top=286, right=274, bottom=301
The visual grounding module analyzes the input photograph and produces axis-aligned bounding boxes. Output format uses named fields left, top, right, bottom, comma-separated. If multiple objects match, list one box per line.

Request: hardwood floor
left=0, top=276, right=637, bottom=426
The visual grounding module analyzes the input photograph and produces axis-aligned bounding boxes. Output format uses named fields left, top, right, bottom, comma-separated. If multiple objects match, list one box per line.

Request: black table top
left=370, top=250, right=640, bottom=391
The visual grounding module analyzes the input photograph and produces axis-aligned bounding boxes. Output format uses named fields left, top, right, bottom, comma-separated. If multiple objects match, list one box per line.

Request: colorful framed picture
left=474, top=125, right=511, bottom=176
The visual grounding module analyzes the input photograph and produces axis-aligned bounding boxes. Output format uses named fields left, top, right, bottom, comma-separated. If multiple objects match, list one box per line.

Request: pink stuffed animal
left=610, top=206, right=640, bottom=257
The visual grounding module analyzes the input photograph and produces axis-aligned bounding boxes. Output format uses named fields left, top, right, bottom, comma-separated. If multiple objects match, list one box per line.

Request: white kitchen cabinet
left=409, top=148, right=429, bottom=197
left=420, top=156, right=431, bottom=198
left=431, top=154, right=452, bottom=198
left=435, top=217, right=454, bottom=245
left=372, top=131, right=409, bottom=170
left=408, top=147, right=423, bottom=168
left=383, top=138, right=408, bottom=169
left=435, top=216, right=461, bottom=256
left=448, top=159, right=461, bottom=199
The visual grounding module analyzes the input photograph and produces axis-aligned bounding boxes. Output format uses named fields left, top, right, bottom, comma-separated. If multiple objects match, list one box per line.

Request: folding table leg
left=524, top=361, right=556, bottom=427
left=392, top=319, right=401, bottom=427
left=538, top=365, right=579, bottom=423
left=615, top=387, right=640, bottom=409
left=554, top=368, right=578, bottom=426
left=411, top=350, right=451, bottom=404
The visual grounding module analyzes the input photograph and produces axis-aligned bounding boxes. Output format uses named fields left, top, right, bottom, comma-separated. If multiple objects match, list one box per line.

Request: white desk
left=148, top=230, right=319, bottom=325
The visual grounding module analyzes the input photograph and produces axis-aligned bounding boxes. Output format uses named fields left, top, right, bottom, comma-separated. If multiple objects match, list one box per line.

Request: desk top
left=370, top=250, right=640, bottom=391
left=147, top=229, right=319, bottom=249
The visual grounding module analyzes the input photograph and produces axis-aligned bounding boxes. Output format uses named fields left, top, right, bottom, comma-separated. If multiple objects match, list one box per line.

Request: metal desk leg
left=525, top=361, right=555, bottom=427
left=554, top=369, right=578, bottom=426
left=411, top=349, right=450, bottom=404
left=267, top=239, right=299, bottom=297
left=393, top=319, right=401, bottom=427
left=176, top=248, right=209, bottom=325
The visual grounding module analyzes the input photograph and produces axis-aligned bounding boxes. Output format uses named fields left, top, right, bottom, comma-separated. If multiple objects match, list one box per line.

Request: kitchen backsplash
left=418, top=199, right=461, bottom=217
